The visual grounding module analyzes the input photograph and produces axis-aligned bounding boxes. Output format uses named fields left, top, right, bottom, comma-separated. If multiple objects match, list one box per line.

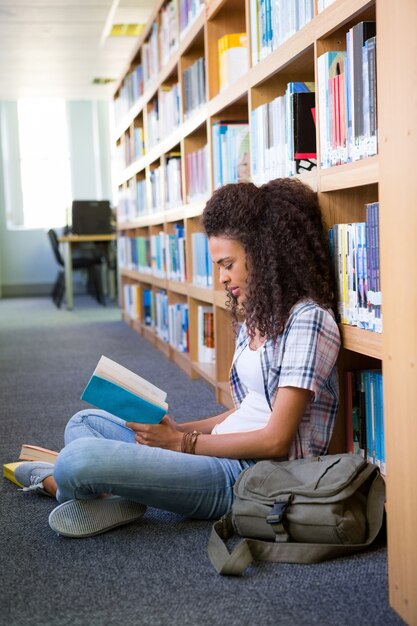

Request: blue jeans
left=53, top=409, right=256, bottom=520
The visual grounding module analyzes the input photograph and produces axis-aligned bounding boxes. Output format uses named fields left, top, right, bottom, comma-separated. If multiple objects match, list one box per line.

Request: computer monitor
left=71, top=200, right=113, bottom=235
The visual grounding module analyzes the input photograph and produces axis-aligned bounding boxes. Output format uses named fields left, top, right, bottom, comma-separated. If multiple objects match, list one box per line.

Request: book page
left=95, top=356, right=168, bottom=410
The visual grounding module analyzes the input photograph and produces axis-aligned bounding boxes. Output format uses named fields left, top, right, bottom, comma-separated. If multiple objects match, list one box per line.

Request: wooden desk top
left=58, top=234, right=116, bottom=243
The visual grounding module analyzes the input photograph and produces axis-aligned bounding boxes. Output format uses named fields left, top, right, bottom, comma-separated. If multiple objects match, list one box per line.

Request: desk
left=58, top=234, right=117, bottom=310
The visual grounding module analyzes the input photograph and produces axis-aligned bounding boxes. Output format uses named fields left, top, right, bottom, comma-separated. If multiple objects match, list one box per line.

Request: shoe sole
left=49, top=497, right=146, bottom=538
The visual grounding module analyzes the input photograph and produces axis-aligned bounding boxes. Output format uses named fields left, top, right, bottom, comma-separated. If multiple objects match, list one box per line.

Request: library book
left=81, top=355, right=168, bottom=424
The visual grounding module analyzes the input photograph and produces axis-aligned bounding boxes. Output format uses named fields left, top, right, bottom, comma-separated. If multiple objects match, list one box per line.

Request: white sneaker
left=48, top=497, right=146, bottom=538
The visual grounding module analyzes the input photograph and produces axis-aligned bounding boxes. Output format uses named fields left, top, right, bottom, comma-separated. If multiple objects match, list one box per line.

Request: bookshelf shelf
left=319, top=156, right=379, bottom=192
left=188, top=284, right=214, bottom=304
left=155, top=335, right=171, bottom=357
left=167, top=279, right=188, bottom=295
left=192, top=360, right=216, bottom=385
left=179, top=7, right=206, bottom=53
left=114, top=1, right=417, bottom=620
left=249, top=29, right=315, bottom=89
left=314, top=0, right=375, bottom=40
left=340, top=324, right=382, bottom=360
left=171, top=348, right=193, bottom=376
left=115, top=7, right=205, bottom=141
left=208, top=73, right=250, bottom=117
left=206, top=0, right=226, bottom=20
left=142, top=325, right=157, bottom=345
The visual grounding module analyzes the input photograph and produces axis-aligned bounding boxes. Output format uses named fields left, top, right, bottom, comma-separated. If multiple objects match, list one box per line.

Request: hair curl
left=202, top=178, right=335, bottom=340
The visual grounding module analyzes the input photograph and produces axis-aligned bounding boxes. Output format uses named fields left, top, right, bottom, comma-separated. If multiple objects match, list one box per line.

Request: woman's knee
left=63, top=410, right=90, bottom=444
left=54, top=437, right=97, bottom=489
left=63, top=409, right=134, bottom=446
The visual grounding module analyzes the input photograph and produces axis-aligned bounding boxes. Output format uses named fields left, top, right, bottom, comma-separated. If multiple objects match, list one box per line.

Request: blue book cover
left=377, top=372, right=385, bottom=474
left=81, top=356, right=167, bottom=424
left=81, top=375, right=166, bottom=424
left=371, top=371, right=381, bottom=467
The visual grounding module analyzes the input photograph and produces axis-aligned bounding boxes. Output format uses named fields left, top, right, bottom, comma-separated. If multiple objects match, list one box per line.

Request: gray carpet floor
left=0, top=297, right=404, bottom=626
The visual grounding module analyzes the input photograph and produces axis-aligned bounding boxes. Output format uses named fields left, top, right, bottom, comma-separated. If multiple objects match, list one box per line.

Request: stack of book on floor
left=3, top=445, right=59, bottom=487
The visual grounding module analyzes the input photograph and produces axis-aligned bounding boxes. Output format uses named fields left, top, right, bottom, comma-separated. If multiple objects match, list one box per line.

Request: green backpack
left=208, top=454, right=386, bottom=575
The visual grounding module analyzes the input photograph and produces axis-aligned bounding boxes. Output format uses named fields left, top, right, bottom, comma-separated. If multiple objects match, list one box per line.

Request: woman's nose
left=219, top=267, right=229, bottom=284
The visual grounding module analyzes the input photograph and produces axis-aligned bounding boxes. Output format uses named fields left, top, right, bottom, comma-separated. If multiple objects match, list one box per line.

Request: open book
left=81, top=355, right=168, bottom=424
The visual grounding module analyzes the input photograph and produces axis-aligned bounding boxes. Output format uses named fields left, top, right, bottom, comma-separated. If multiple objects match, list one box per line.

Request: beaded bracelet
left=181, top=430, right=202, bottom=454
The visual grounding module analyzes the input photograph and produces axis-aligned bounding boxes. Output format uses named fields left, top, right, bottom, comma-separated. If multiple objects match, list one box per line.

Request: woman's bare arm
left=174, top=409, right=235, bottom=434
left=192, top=387, right=312, bottom=458
left=128, top=386, right=312, bottom=459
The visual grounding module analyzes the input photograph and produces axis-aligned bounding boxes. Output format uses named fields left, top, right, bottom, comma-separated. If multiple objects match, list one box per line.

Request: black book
left=292, top=91, right=317, bottom=174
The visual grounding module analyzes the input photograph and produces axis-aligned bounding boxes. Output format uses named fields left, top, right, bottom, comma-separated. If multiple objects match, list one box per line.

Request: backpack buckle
left=266, top=496, right=293, bottom=542
left=266, top=495, right=293, bottom=524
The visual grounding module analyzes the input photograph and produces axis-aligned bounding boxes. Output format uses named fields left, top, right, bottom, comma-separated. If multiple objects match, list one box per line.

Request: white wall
left=0, top=100, right=113, bottom=296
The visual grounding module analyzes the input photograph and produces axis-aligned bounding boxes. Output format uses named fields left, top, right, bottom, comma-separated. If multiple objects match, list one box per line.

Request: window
left=17, top=98, right=72, bottom=229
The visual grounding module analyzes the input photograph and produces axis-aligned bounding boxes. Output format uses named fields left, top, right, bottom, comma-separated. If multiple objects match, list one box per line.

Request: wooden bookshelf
left=377, top=2, right=417, bottom=622
left=113, top=1, right=417, bottom=621
left=340, top=324, right=382, bottom=360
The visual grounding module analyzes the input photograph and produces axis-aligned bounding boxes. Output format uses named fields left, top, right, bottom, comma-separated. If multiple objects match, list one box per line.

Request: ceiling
left=0, top=0, right=155, bottom=100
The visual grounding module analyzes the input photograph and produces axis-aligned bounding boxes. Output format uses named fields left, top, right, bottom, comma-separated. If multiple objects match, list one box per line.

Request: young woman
left=15, top=178, right=341, bottom=538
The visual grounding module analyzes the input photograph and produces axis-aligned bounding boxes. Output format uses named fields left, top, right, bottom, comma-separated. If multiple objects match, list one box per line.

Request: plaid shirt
left=229, top=300, right=341, bottom=459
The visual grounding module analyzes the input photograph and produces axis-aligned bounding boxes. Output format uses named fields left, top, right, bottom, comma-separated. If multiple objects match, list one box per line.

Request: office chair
left=47, top=229, right=105, bottom=308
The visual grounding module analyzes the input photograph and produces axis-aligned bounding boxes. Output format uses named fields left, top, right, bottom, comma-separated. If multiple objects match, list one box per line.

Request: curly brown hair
left=202, top=177, right=335, bottom=340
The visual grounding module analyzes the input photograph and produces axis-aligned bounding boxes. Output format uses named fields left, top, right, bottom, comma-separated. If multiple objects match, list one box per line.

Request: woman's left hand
left=126, top=415, right=183, bottom=452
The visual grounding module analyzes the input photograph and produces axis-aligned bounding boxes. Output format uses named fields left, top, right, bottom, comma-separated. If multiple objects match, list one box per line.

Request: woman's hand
left=126, top=415, right=183, bottom=452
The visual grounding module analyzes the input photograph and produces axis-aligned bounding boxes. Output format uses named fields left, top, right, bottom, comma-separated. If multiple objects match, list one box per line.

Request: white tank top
left=212, top=343, right=271, bottom=434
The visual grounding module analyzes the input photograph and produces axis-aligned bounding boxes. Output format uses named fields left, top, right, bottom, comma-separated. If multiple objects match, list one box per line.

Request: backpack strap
left=208, top=470, right=386, bottom=575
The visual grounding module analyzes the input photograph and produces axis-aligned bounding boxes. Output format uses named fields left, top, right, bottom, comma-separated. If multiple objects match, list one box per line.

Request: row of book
left=124, top=84, right=181, bottom=156
left=212, top=122, right=250, bottom=188
left=123, top=283, right=213, bottom=362
left=251, top=81, right=316, bottom=184
left=147, top=97, right=160, bottom=149
left=114, top=0, right=205, bottom=127
left=118, top=230, right=212, bottom=287
left=114, top=64, right=144, bottom=123
left=198, top=305, right=215, bottom=363
left=116, top=126, right=145, bottom=171
left=329, top=201, right=382, bottom=333
left=118, top=227, right=187, bottom=283
left=117, top=178, right=148, bottom=223
left=250, top=0, right=314, bottom=66
left=142, top=22, right=160, bottom=88
left=159, top=0, right=180, bottom=68
left=117, top=143, right=207, bottom=223
left=168, top=302, right=189, bottom=353
left=130, top=85, right=181, bottom=153
left=218, top=33, right=248, bottom=92
left=155, top=290, right=170, bottom=342
left=135, top=0, right=203, bottom=95
left=116, top=16, right=377, bottom=180
left=167, top=224, right=187, bottom=282
left=159, top=83, right=181, bottom=138
left=191, top=232, right=213, bottom=287
left=318, top=21, right=377, bottom=167
left=345, top=369, right=385, bottom=475
left=183, top=57, right=206, bottom=119
left=186, top=144, right=209, bottom=202
left=165, top=154, right=183, bottom=210
left=179, top=0, right=204, bottom=36
left=150, top=166, right=163, bottom=214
